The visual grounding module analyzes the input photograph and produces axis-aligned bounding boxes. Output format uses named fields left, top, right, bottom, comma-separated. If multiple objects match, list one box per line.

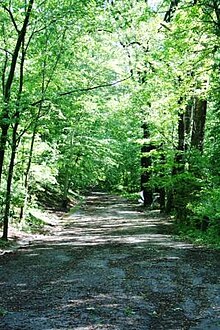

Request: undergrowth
left=177, top=226, right=220, bottom=249
left=0, top=239, right=12, bottom=248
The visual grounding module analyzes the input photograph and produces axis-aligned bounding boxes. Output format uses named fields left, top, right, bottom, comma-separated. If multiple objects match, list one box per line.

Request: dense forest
left=0, top=0, right=219, bottom=244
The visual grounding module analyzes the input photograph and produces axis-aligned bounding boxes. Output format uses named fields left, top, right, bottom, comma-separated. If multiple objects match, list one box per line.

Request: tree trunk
left=176, top=112, right=185, bottom=168
left=166, top=112, right=185, bottom=213
left=158, top=152, right=166, bottom=212
left=0, top=0, right=34, bottom=185
left=19, top=128, right=37, bottom=220
left=2, top=30, right=27, bottom=236
left=62, top=168, right=70, bottom=209
left=141, top=124, right=154, bottom=206
left=0, top=124, right=9, bottom=184
left=184, top=102, right=193, bottom=136
left=191, top=98, right=207, bottom=152
left=2, top=123, right=19, bottom=240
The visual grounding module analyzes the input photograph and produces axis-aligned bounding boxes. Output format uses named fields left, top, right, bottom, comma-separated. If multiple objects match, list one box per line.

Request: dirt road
left=0, top=192, right=219, bottom=329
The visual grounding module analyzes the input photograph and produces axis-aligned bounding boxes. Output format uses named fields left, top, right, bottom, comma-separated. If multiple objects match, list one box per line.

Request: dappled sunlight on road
left=30, top=192, right=192, bottom=250
left=31, top=232, right=193, bottom=249
left=1, top=192, right=219, bottom=330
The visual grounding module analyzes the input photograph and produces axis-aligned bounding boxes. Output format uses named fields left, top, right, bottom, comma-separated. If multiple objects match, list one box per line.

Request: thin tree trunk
left=62, top=168, right=70, bottom=209
left=61, top=134, right=77, bottom=209
left=141, top=123, right=154, bottom=206
left=0, top=0, right=34, bottom=185
left=158, top=152, right=166, bottom=212
left=2, top=122, right=19, bottom=240
left=19, top=119, right=38, bottom=220
left=176, top=112, right=185, bottom=168
left=0, top=125, right=9, bottom=183
left=2, top=34, right=27, bottom=239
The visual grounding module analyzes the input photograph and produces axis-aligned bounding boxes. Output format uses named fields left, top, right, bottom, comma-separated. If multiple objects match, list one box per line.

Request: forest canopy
left=0, top=0, right=219, bottom=243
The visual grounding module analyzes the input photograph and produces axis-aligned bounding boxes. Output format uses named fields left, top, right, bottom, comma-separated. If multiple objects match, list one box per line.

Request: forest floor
left=0, top=192, right=220, bottom=330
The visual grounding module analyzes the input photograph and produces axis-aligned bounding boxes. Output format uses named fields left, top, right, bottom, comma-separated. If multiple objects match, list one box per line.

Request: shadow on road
left=0, top=192, right=219, bottom=330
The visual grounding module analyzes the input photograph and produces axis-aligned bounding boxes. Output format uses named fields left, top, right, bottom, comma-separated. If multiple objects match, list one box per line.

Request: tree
left=0, top=0, right=114, bottom=239
left=0, top=0, right=34, bottom=185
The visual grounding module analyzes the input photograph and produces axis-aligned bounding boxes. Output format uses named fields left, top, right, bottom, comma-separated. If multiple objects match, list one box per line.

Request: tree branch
left=164, top=0, right=181, bottom=23
left=59, top=75, right=132, bottom=97
left=30, top=74, right=132, bottom=107
left=0, top=47, right=13, bottom=57
left=159, top=23, right=172, bottom=32
left=96, top=29, right=113, bottom=34
left=1, top=24, right=8, bottom=95
left=2, top=5, right=20, bottom=33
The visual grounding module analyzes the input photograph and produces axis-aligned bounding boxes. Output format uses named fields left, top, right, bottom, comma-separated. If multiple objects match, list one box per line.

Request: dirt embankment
left=0, top=192, right=219, bottom=329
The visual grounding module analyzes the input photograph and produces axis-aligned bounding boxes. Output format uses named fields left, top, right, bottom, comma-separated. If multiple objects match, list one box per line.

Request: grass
left=0, top=238, right=13, bottom=249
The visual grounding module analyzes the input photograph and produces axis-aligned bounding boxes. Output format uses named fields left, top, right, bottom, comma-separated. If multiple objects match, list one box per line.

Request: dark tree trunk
left=184, top=103, right=193, bottom=136
left=191, top=98, right=207, bottom=152
left=2, top=27, right=28, bottom=238
left=0, top=124, right=9, bottom=184
left=166, top=190, right=174, bottom=213
left=62, top=168, right=70, bottom=210
left=0, top=0, right=34, bottom=185
left=158, top=152, right=166, bottom=212
left=176, top=112, right=185, bottom=168
left=2, top=122, right=19, bottom=240
left=141, top=124, right=154, bottom=206
left=159, top=187, right=166, bottom=212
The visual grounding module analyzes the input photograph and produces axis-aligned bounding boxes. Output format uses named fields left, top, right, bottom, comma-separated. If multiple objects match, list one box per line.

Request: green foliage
left=22, top=208, right=55, bottom=234
left=0, top=307, right=7, bottom=317
left=178, top=227, right=220, bottom=249
left=188, top=188, right=220, bottom=233
left=0, top=238, right=12, bottom=249
left=122, top=192, right=140, bottom=202
left=0, top=0, right=219, bottom=246
left=24, top=212, right=45, bottom=233
left=172, top=172, right=202, bottom=221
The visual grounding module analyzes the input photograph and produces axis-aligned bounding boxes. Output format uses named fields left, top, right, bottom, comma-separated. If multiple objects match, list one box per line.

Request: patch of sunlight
left=169, top=242, right=194, bottom=249
left=50, top=279, right=77, bottom=285
left=117, top=210, right=140, bottom=215
left=20, top=248, right=34, bottom=253
left=148, top=0, right=162, bottom=9
left=32, top=247, right=54, bottom=251
left=91, top=192, right=106, bottom=195
left=63, top=294, right=121, bottom=309
left=64, top=299, right=86, bottom=306
left=31, top=229, right=194, bottom=249
left=71, top=327, right=106, bottom=330
left=102, top=223, right=157, bottom=229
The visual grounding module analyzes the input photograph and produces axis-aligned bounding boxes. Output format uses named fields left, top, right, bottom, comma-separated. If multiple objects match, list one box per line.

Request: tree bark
left=141, top=124, right=153, bottom=206
left=62, top=168, right=70, bottom=209
left=2, top=32, right=28, bottom=239
left=191, top=98, right=207, bottom=152
left=2, top=122, right=19, bottom=240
